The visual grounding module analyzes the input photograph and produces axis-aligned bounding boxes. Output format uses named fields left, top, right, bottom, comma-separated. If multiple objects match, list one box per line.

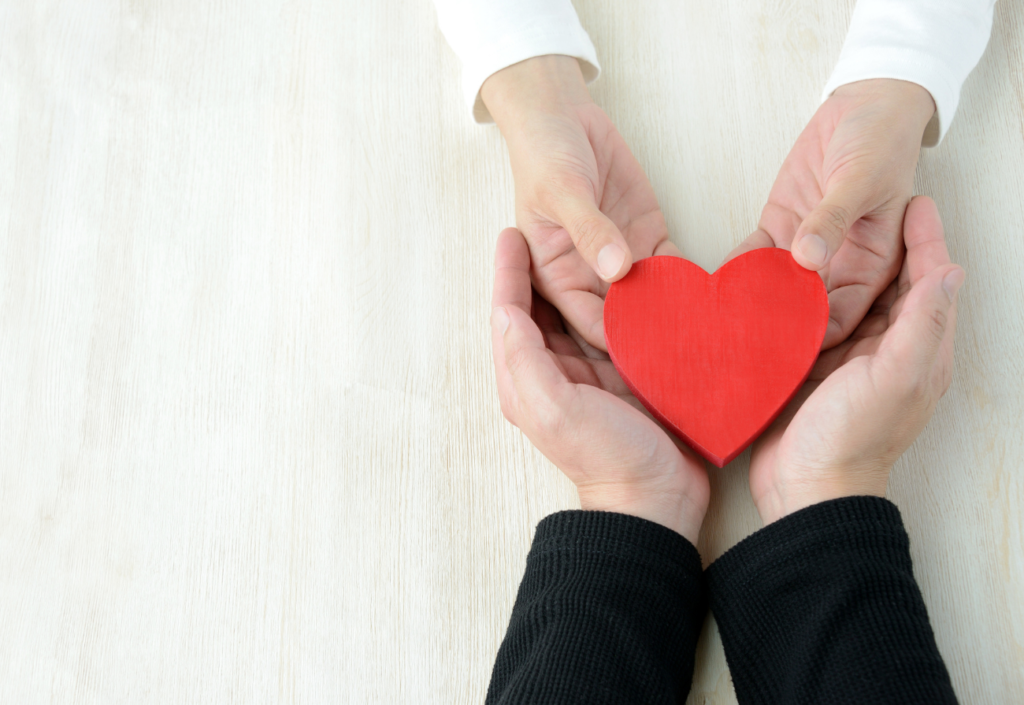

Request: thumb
left=792, top=186, right=871, bottom=271
left=552, top=197, right=633, bottom=282
left=880, top=264, right=964, bottom=380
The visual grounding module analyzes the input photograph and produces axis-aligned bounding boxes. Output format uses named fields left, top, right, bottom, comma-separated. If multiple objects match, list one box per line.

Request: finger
left=493, top=228, right=533, bottom=315
left=551, top=288, right=608, bottom=352
left=878, top=264, right=964, bottom=380
left=654, top=239, right=685, bottom=258
left=551, top=196, right=633, bottom=283
left=721, top=228, right=775, bottom=266
left=888, top=196, right=952, bottom=324
left=877, top=195, right=962, bottom=387
left=812, top=278, right=899, bottom=378
left=822, top=282, right=876, bottom=349
left=492, top=228, right=534, bottom=422
left=531, top=289, right=566, bottom=335
left=502, top=304, right=577, bottom=437
left=563, top=320, right=610, bottom=361
left=902, top=196, right=952, bottom=287
left=792, top=182, right=873, bottom=271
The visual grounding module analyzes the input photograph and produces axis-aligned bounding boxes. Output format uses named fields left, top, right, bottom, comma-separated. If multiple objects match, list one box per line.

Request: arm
left=486, top=511, right=706, bottom=704
left=708, top=498, right=957, bottom=704
left=485, top=227, right=711, bottom=702
left=724, top=196, right=964, bottom=704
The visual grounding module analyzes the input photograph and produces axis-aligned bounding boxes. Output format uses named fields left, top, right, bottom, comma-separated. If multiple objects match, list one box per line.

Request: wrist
left=578, top=481, right=708, bottom=546
left=832, top=78, right=935, bottom=135
left=754, top=468, right=889, bottom=526
left=481, top=55, right=592, bottom=136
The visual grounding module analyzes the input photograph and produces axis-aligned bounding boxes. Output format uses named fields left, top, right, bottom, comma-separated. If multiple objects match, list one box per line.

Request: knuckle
left=538, top=173, right=589, bottom=208
left=531, top=385, right=580, bottom=441
left=504, top=345, right=532, bottom=378
left=531, top=401, right=567, bottom=440
left=819, top=204, right=854, bottom=239
left=933, top=356, right=954, bottom=397
left=904, top=374, right=931, bottom=405
left=569, top=214, right=605, bottom=254
left=924, top=306, right=949, bottom=342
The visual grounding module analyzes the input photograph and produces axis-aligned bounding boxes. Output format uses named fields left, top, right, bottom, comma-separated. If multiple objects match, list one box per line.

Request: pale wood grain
left=0, top=1, right=1021, bottom=702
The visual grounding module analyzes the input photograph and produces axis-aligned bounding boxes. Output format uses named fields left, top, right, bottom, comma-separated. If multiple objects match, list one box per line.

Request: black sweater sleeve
left=485, top=510, right=708, bottom=704
left=706, top=496, right=958, bottom=705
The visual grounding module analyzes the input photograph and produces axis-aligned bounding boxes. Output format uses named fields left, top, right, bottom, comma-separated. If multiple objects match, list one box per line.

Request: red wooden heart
left=604, top=249, right=828, bottom=467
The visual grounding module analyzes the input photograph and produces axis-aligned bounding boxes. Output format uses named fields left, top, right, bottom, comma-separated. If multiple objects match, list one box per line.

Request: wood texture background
left=1, top=1, right=1022, bottom=702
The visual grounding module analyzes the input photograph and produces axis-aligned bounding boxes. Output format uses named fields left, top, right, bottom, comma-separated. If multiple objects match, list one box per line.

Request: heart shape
left=604, top=249, right=829, bottom=467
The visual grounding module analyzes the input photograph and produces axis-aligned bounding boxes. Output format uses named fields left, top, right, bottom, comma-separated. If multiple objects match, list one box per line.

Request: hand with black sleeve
left=709, top=195, right=964, bottom=704
left=487, top=226, right=710, bottom=703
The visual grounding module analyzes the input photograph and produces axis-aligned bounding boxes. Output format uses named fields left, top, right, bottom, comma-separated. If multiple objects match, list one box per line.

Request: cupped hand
left=490, top=227, right=708, bottom=543
left=727, top=79, right=937, bottom=349
left=483, top=55, right=681, bottom=351
left=748, top=196, right=964, bottom=525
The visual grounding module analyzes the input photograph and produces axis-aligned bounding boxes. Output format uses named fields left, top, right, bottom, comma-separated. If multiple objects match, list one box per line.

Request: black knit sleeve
left=706, top=496, right=958, bottom=705
left=485, top=510, right=708, bottom=705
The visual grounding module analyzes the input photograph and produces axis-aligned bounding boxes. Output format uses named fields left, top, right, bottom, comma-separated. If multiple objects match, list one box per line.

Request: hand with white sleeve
left=727, top=78, right=936, bottom=350
left=481, top=55, right=682, bottom=351
left=727, top=0, right=993, bottom=350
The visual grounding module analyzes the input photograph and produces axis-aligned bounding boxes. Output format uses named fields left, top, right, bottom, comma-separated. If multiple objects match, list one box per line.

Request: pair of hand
left=484, top=57, right=963, bottom=542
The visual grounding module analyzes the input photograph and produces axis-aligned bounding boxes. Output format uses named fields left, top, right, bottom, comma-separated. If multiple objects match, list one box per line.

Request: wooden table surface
left=2, top=1, right=1022, bottom=702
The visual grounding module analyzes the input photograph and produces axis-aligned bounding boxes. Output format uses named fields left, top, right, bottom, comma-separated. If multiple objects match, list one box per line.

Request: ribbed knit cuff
left=709, top=496, right=910, bottom=582
left=531, top=509, right=703, bottom=575
left=707, top=496, right=957, bottom=705
left=486, top=510, right=706, bottom=704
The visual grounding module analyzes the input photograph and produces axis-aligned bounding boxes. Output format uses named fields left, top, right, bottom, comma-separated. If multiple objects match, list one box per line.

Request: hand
left=747, top=197, right=963, bottom=525
left=490, top=227, right=709, bottom=544
left=728, top=79, right=937, bottom=349
left=482, top=56, right=681, bottom=351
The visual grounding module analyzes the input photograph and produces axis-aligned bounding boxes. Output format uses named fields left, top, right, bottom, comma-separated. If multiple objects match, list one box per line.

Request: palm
left=527, top=289, right=706, bottom=493
left=516, top=103, right=680, bottom=351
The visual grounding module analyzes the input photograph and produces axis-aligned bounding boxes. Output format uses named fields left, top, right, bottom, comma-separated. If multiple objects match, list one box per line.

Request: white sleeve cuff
left=433, top=1, right=601, bottom=123
left=821, top=0, right=996, bottom=147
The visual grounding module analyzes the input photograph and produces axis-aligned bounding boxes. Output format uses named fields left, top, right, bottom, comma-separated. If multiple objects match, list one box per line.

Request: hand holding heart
left=747, top=196, right=963, bottom=525
left=490, top=196, right=962, bottom=537
left=482, top=56, right=682, bottom=352
left=727, top=79, right=937, bottom=350
left=490, top=227, right=709, bottom=545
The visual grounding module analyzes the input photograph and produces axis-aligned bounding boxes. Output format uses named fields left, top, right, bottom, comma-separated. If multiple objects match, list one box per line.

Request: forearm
left=486, top=511, right=707, bottom=704
left=707, top=497, right=958, bottom=705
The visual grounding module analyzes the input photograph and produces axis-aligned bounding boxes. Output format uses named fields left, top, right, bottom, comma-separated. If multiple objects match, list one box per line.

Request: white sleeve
left=822, top=0, right=996, bottom=146
left=431, top=0, right=601, bottom=123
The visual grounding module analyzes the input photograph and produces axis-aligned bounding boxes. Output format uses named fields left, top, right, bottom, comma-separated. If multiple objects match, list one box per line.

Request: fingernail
left=796, top=234, right=828, bottom=267
left=492, top=306, right=510, bottom=335
left=597, top=243, right=625, bottom=280
left=942, top=268, right=965, bottom=301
